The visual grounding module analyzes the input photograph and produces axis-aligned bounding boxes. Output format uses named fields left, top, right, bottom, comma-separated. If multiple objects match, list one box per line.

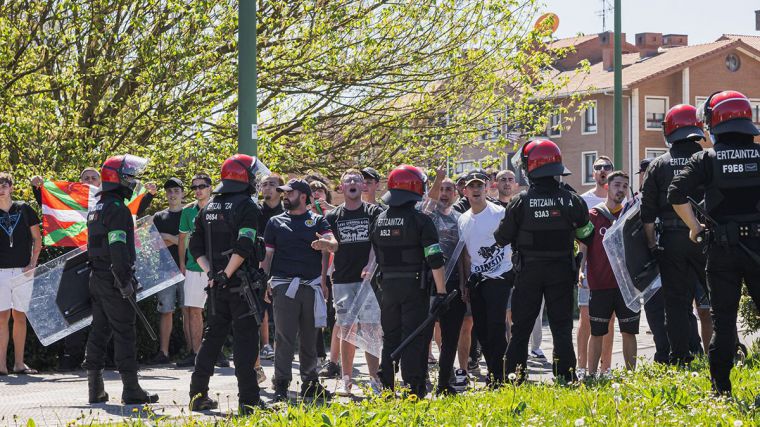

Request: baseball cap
left=636, top=158, right=653, bottom=175
left=163, top=177, right=184, bottom=189
left=361, top=167, right=381, bottom=182
left=277, top=178, right=312, bottom=199
left=463, top=170, right=489, bottom=186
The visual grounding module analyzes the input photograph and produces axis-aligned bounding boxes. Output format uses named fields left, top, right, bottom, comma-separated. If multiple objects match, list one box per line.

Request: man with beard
left=263, top=178, right=338, bottom=403
left=257, top=173, right=284, bottom=362
left=325, top=169, right=383, bottom=396
left=580, top=171, right=639, bottom=376
left=577, top=156, right=615, bottom=377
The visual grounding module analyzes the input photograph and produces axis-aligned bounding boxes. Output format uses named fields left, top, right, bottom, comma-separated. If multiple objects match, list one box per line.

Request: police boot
left=239, top=399, right=269, bottom=415
left=120, top=371, right=159, bottom=404
left=409, top=383, right=427, bottom=399
left=87, top=370, right=109, bottom=403
left=189, top=392, right=218, bottom=412
left=272, top=380, right=289, bottom=403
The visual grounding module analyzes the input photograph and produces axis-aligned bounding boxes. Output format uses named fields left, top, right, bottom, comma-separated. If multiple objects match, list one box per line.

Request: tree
left=0, top=0, right=586, bottom=189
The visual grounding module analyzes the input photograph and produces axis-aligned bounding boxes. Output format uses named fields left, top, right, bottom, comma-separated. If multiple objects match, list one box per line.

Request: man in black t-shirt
left=0, top=172, right=42, bottom=375
left=146, top=178, right=185, bottom=365
left=325, top=169, right=382, bottom=396
left=256, top=173, right=284, bottom=361
left=262, top=179, right=338, bottom=402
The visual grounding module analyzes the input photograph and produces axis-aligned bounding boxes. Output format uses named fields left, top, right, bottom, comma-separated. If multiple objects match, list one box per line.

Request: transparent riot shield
left=602, top=197, right=661, bottom=312
left=339, top=200, right=464, bottom=358
left=9, top=216, right=184, bottom=346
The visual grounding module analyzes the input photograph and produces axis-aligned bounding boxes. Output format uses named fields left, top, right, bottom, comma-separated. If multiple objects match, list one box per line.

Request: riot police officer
left=188, top=154, right=268, bottom=413
left=370, top=165, right=448, bottom=398
left=642, top=104, right=708, bottom=365
left=494, top=140, right=593, bottom=383
left=669, top=90, right=760, bottom=395
left=84, top=154, right=157, bottom=405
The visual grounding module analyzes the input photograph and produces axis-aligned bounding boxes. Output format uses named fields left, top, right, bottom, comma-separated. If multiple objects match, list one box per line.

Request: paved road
left=0, top=317, right=755, bottom=425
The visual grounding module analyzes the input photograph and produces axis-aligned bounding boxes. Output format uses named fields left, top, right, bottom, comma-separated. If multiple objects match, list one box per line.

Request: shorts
left=694, top=283, right=710, bottom=310
left=578, top=279, right=590, bottom=307
left=0, top=268, right=31, bottom=312
left=333, top=282, right=380, bottom=326
left=589, top=288, right=640, bottom=336
left=183, top=270, right=207, bottom=309
left=157, top=280, right=184, bottom=313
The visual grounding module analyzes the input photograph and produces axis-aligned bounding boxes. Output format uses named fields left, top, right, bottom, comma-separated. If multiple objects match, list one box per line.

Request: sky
left=540, top=0, right=759, bottom=44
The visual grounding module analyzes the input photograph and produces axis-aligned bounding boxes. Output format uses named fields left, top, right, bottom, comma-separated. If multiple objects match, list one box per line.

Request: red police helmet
left=663, top=104, right=705, bottom=145
left=100, top=154, right=148, bottom=192
left=214, top=154, right=270, bottom=194
left=381, top=165, right=427, bottom=206
left=519, top=139, right=571, bottom=178
left=700, top=90, right=760, bottom=136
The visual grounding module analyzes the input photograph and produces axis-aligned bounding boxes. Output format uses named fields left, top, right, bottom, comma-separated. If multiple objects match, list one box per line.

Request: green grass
left=89, top=357, right=760, bottom=426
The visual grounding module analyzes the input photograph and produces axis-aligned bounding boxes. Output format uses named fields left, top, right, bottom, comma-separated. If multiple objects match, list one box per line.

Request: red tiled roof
left=549, top=34, right=597, bottom=50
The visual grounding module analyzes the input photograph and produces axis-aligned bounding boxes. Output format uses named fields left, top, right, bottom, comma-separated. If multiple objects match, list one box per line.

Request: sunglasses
left=190, top=184, right=210, bottom=190
left=593, top=164, right=613, bottom=171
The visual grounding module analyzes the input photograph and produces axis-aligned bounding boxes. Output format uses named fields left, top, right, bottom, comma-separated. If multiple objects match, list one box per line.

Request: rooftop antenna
left=597, top=0, right=613, bottom=32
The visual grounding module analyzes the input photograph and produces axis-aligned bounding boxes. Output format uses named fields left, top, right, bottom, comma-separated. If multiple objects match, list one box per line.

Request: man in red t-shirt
left=578, top=171, right=639, bottom=376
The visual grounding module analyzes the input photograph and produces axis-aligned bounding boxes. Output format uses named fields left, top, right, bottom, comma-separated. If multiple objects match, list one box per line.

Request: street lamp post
left=238, top=0, right=257, bottom=155
left=613, top=0, right=623, bottom=169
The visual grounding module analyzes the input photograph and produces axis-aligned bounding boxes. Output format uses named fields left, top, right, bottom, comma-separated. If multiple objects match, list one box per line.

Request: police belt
left=660, top=218, right=689, bottom=230
left=381, top=271, right=421, bottom=280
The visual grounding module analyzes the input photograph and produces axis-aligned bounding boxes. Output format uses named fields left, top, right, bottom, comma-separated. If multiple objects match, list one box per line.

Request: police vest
left=705, top=142, right=760, bottom=223
left=653, top=144, right=703, bottom=223
left=87, top=193, right=135, bottom=270
left=202, top=192, right=259, bottom=273
left=515, top=187, right=576, bottom=258
left=373, top=208, right=426, bottom=272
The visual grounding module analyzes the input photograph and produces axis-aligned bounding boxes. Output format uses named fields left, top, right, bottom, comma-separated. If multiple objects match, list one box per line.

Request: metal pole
left=613, top=0, right=623, bottom=168
left=238, top=0, right=257, bottom=155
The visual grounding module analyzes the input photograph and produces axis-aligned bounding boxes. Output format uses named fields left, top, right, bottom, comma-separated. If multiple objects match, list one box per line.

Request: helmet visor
left=251, top=157, right=271, bottom=181
left=121, top=155, right=149, bottom=177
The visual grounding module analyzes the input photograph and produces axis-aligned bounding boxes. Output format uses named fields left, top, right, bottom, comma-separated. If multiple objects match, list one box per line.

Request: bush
left=739, top=285, right=760, bottom=335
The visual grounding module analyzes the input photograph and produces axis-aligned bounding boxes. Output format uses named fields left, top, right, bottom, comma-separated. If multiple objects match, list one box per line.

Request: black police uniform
left=370, top=203, right=444, bottom=397
left=189, top=191, right=263, bottom=408
left=641, top=140, right=707, bottom=364
left=668, top=133, right=760, bottom=394
left=85, top=190, right=156, bottom=403
left=495, top=177, right=591, bottom=383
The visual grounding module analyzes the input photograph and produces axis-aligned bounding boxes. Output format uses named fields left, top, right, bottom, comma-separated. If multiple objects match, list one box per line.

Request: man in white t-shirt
left=577, top=155, right=615, bottom=377
left=458, top=170, right=513, bottom=386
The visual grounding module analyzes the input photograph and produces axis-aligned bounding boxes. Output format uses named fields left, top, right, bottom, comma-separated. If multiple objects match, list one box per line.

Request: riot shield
left=602, top=197, right=661, bottom=312
left=339, top=200, right=464, bottom=358
left=9, top=216, right=184, bottom=346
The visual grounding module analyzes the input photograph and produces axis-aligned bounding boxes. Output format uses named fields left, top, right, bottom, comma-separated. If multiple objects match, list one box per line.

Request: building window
left=581, top=101, right=597, bottom=134
left=751, top=99, right=760, bottom=125
left=581, top=151, right=598, bottom=185
left=454, top=160, right=476, bottom=175
left=548, top=112, right=562, bottom=137
left=645, top=148, right=667, bottom=159
left=645, top=96, right=668, bottom=130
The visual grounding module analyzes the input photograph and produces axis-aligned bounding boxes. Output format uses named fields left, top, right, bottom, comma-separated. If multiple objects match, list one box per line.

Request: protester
left=361, top=167, right=385, bottom=207
left=580, top=171, right=639, bottom=376
left=577, top=155, right=616, bottom=376
left=188, top=154, right=267, bottom=413
left=176, top=173, right=212, bottom=368
left=147, top=178, right=185, bottom=365
left=84, top=155, right=157, bottom=405
left=0, top=172, right=42, bottom=376
left=257, top=173, right=284, bottom=362
left=324, top=169, right=383, bottom=396
left=263, top=178, right=337, bottom=403
left=497, top=140, right=592, bottom=384
left=458, top=170, right=512, bottom=386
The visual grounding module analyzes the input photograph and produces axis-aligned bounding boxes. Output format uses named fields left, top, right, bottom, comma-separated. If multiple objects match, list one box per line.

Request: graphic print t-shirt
left=458, top=201, right=512, bottom=278
left=326, top=202, right=382, bottom=283
left=0, top=202, right=40, bottom=268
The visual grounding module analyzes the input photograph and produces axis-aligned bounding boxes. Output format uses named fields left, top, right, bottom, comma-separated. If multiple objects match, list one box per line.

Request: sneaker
left=467, top=357, right=481, bottom=375
left=260, top=344, right=275, bottom=360
left=452, top=369, right=468, bottom=392
left=176, top=353, right=196, bottom=368
left=239, top=400, right=269, bottom=414
left=435, top=385, right=457, bottom=396
left=530, top=349, right=546, bottom=360
left=146, top=351, right=170, bottom=365
left=318, top=360, right=341, bottom=378
left=256, top=366, right=266, bottom=384
left=369, top=377, right=383, bottom=396
left=300, top=380, right=333, bottom=401
left=190, top=394, right=218, bottom=412
left=336, top=376, right=353, bottom=397
left=576, top=368, right=587, bottom=381
left=272, top=382, right=289, bottom=403
left=215, top=352, right=230, bottom=368
left=428, top=354, right=437, bottom=365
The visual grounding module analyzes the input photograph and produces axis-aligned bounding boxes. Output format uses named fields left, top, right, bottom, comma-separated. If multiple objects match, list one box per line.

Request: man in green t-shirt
left=177, top=173, right=213, bottom=367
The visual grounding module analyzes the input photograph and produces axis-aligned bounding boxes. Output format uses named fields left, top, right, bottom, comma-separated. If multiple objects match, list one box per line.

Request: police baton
left=687, top=197, right=760, bottom=267
left=113, top=274, right=157, bottom=341
left=390, top=289, right=459, bottom=361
